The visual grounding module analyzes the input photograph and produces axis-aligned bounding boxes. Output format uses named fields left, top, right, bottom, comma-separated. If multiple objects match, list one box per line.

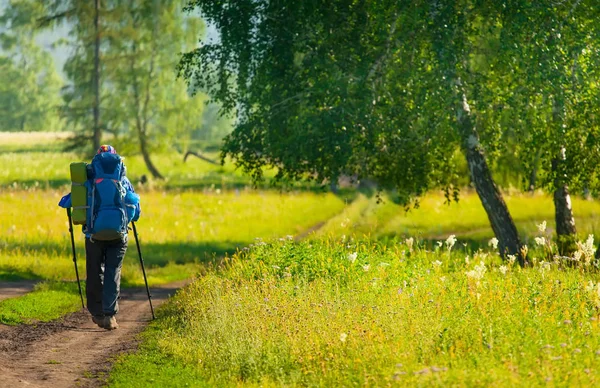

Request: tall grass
left=110, top=236, right=600, bottom=386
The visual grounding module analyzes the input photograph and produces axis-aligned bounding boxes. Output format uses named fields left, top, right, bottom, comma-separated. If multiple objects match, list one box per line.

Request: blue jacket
left=59, top=176, right=141, bottom=236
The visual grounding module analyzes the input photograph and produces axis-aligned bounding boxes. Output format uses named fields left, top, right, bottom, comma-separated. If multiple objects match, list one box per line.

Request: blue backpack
left=86, top=153, right=128, bottom=240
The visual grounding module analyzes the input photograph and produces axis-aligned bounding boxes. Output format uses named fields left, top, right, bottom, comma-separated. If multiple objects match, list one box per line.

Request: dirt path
left=0, top=280, right=37, bottom=302
left=0, top=281, right=187, bottom=388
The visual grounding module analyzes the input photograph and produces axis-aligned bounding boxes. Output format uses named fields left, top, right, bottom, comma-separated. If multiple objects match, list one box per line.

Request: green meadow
left=110, top=238, right=600, bottom=387
left=2, top=133, right=600, bottom=386
left=0, top=134, right=345, bottom=322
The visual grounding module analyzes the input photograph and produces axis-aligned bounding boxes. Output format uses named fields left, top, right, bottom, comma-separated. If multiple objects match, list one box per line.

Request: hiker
left=59, top=145, right=141, bottom=330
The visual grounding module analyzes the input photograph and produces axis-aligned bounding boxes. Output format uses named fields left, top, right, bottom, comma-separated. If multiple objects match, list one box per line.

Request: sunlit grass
left=0, top=281, right=82, bottom=325
left=110, top=237, right=600, bottom=386
left=317, top=192, right=600, bottom=246
left=0, top=190, right=346, bottom=286
left=0, top=132, right=284, bottom=191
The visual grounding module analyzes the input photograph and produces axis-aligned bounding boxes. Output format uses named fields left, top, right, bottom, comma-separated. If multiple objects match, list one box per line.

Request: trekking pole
left=66, top=208, right=85, bottom=309
left=132, top=222, right=156, bottom=320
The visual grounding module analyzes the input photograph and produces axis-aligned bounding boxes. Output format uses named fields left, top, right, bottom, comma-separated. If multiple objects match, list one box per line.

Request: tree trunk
left=128, top=34, right=163, bottom=180
left=139, top=133, right=164, bottom=179
left=552, top=155, right=577, bottom=255
left=553, top=184, right=576, bottom=236
left=456, top=89, right=524, bottom=264
left=92, top=0, right=101, bottom=152
left=552, top=94, right=577, bottom=255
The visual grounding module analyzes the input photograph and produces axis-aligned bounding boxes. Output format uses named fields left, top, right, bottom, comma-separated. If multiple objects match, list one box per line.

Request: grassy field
left=317, top=193, right=600, bottom=248
left=3, top=133, right=600, bottom=386
left=109, top=237, right=600, bottom=386
left=0, top=134, right=346, bottom=323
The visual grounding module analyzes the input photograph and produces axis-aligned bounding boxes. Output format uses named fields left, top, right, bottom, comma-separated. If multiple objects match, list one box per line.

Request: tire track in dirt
left=0, top=281, right=188, bottom=388
left=0, top=280, right=37, bottom=302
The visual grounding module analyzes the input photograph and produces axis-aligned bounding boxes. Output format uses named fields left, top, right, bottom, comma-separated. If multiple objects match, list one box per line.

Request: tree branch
left=184, top=151, right=219, bottom=165
left=37, top=9, right=76, bottom=28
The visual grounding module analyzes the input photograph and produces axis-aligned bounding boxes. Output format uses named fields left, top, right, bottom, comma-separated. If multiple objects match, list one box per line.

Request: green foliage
left=110, top=237, right=600, bottom=386
left=2, top=0, right=212, bottom=173
left=103, top=0, right=207, bottom=176
left=180, top=1, right=465, bottom=199
left=0, top=0, right=63, bottom=132
left=0, top=281, right=82, bottom=325
left=491, top=1, right=600, bottom=196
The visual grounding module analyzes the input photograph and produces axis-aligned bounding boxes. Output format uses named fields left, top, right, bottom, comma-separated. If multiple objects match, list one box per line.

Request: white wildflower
left=405, top=237, right=414, bottom=252
left=445, top=235, right=457, bottom=251
left=586, top=280, right=596, bottom=293
left=347, top=252, right=358, bottom=263
left=575, top=235, right=596, bottom=265
left=465, top=255, right=470, bottom=265
left=340, top=333, right=348, bottom=342
left=488, top=238, right=499, bottom=250
left=499, top=265, right=508, bottom=275
left=507, top=254, right=517, bottom=267
left=584, top=281, right=600, bottom=309
left=362, top=264, right=371, bottom=272
left=535, top=237, right=546, bottom=246
left=436, top=241, right=443, bottom=248
left=433, top=260, right=443, bottom=268
left=521, top=245, right=529, bottom=259
left=537, top=221, right=547, bottom=233
left=466, top=261, right=487, bottom=281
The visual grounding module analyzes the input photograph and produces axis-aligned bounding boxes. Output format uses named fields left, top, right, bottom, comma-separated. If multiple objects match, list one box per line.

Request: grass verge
left=0, top=281, right=83, bottom=325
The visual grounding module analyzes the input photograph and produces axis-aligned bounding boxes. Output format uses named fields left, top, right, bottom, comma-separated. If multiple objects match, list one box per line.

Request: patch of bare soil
left=0, top=280, right=37, bottom=302
left=0, top=282, right=187, bottom=388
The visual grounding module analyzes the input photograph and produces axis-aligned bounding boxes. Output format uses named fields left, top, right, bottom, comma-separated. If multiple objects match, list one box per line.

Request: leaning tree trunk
left=456, top=89, right=524, bottom=264
left=552, top=154, right=577, bottom=256
left=139, top=133, right=164, bottom=180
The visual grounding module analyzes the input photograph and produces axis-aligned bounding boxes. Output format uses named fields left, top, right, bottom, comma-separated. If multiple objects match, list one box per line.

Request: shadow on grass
left=136, top=241, right=245, bottom=266
left=0, top=179, right=71, bottom=190
left=2, top=239, right=247, bottom=268
left=0, top=268, right=43, bottom=281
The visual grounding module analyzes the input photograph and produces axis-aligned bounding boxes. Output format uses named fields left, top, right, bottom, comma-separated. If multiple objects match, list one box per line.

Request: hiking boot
left=102, top=315, right=119, bottom=330
left=92, top=315, right=105, bottom=328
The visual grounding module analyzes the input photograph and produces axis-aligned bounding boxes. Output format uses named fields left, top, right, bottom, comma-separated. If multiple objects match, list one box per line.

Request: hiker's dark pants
left=85, top=236, right=127, bottom=317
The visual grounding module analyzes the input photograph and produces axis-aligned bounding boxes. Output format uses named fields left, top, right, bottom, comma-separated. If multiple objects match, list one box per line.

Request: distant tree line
left=0, top=0, right=233, bottom=178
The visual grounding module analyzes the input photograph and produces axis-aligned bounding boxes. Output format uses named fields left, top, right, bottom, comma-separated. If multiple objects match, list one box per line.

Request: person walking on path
left=59, top=145, right=141, bottom=330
